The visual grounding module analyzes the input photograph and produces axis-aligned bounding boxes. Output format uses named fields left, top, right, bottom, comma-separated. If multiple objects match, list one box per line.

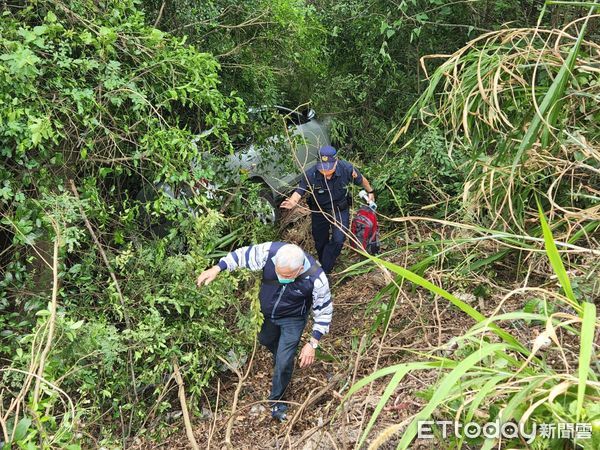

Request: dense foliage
left=1, top=0, right=598, bottom=448
left=142, top=0, right=326, bottom=107
left=349, top=7, right=599, bottom=449
left=310, top=0, right=550, bottom=208
left=0, top=0, right=269, bottom=446
left=397, top=23, right=600, bottom=229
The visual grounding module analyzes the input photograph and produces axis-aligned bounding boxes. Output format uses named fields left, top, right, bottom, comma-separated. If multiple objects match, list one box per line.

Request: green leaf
left=480, top=378, right=545, bottom=449
left=45, top=11, right=57, bottom=23
left=397, top=343, right=506, bottom=449
left=467, top=249, right=509, bottom=272
left=344, top=362, right=439, bottom=400
left=13, top=416, right=31, bottom=441
left=577, top=302, right=596, bottom=422
left=28, top=116, right=52, bottom=146
left=537, top=201, right=576, bottom=303
left=366, top=254, right=525, bottom=351
left=99, top=167, right=113, bottom=178
left=357, top=367, right=409, bottom=447
left=70, top=320, right=84, bottom=330
left=511, top=9, right=593, bottom=175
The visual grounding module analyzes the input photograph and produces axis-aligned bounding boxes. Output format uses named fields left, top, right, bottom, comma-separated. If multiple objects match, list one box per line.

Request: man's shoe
left=271, top=404, right=288, bottom=422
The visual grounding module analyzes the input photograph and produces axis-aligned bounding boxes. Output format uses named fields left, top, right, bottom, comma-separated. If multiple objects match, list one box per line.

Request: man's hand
left=280, top=192, right=301, bottom=210
left=280, top=198, right=297, bottom=210
left=196, top=266, right=221, bottom=288
left=299, top=342, right=316, bottom=368
left=361, top=176, right=375, bottom=203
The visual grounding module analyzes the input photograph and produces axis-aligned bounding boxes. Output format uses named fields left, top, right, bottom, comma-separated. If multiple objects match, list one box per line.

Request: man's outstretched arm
left=361, top=175, right=375, bottom=202
left=281, top=170, right=311, bottom=209
left=196, top=242, right=271, bottom=287
left=350, top=164, right=375, bottom=202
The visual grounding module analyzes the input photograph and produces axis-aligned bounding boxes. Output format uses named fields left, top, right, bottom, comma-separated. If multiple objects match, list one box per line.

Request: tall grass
left=392, top=13, right=600, bottom=233
left=343, top=210, right=598, bottom=449
left=344, top=5, right=600, bottom=449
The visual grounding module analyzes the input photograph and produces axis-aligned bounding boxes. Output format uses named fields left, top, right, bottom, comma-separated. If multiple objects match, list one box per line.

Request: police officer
left=281, top=146, right=375, bottom=273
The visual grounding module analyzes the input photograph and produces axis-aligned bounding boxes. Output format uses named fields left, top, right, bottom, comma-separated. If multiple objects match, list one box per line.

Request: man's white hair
left=274, top=244, right=305, bottom=270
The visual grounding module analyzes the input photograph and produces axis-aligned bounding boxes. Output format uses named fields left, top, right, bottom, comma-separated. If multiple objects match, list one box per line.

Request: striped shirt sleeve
left=217, top=242, right=271, bottom=272
left=311, top=271, right=332, bottom=340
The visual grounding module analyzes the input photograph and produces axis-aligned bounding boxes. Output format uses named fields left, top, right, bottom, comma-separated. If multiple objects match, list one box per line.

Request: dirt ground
left=133, top=207, right=538, bottom=450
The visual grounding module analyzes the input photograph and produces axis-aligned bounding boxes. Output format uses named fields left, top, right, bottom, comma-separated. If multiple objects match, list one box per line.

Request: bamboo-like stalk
left=220, top=338, right=258, bottom=448
left=33, top=219, right=60, bottom=405
left=173, top=361, right=200, bottom=450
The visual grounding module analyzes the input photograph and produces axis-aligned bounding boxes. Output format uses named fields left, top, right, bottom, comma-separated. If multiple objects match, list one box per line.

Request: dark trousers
left=258, top=315, right=307, bottom=407
left=311, top=208, right=350, bottom=273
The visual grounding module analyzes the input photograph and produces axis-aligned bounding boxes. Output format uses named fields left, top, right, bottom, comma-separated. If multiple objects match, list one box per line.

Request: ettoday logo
left=417, top=420, right=593, bottom=443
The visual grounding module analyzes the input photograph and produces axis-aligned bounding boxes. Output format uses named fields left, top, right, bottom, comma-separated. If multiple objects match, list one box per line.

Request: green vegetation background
left=1, top=0, right=598, bottom=448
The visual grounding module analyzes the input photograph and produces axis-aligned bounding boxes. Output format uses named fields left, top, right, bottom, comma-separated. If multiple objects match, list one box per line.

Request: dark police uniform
left=294, top=161, right=363, bottom=273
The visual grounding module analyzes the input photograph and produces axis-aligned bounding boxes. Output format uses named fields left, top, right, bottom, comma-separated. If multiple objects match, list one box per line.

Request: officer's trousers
left=311, top=207, right=350, bottom=273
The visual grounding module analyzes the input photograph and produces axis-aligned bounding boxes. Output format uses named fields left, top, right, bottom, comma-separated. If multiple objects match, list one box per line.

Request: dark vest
left=259, top=242, right=322, bottom=319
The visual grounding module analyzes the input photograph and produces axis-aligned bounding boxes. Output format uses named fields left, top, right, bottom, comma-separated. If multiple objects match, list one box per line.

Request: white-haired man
left=196, top=242, right=332, bottom=422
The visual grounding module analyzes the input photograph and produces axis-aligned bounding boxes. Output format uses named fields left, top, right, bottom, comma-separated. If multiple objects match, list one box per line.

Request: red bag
left=350, top=206, right=380, bottom=254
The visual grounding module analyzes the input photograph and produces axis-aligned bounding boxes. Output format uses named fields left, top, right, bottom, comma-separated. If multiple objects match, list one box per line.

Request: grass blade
left=396, top=343, right=507, bottom=449
left=511, top=10, right=592, bottom=175
left=577, top=301, right=597, bottom=422
left=480, top=377, right=546, bottom=449
left=458, top=374, right=510, bottom=448
left=357, top=368, right=409, bottom=448
left=366, top=254, right=526, bottom=352
left=537, top=200, right=577, bottom=303
left=344, top=362, right=443, bottom=400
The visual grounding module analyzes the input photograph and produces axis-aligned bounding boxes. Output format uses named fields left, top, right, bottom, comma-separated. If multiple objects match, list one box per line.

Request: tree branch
left=173, top=361, right=200, bottom=450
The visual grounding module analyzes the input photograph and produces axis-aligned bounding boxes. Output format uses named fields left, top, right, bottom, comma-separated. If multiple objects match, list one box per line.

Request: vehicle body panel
left=223, top=107, right=330, bottom=199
